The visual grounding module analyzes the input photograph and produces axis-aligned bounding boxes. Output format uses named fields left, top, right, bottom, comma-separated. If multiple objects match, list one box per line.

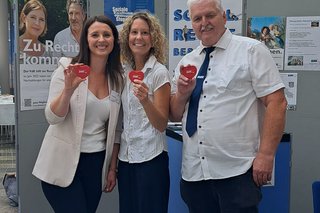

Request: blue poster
left=104, top=0, right=154, bottom=27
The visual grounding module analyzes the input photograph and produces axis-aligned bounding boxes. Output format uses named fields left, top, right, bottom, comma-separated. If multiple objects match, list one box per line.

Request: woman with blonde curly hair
left=118, top=12, right=171, bottom=213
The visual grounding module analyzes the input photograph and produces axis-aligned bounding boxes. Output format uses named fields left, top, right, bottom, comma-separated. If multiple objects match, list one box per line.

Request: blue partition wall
left=259, top=134, right=291, bottom=213
left=167, top=130, right=291, bottom=213
left=167, top=132, right=188, bottom=213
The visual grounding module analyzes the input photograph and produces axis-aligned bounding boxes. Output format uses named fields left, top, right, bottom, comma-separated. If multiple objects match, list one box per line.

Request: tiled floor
left=0, top=132, right=18, bottom=213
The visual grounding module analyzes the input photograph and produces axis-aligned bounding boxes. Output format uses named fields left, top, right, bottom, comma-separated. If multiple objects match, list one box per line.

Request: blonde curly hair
left=120, top=12, right=167, bottom=69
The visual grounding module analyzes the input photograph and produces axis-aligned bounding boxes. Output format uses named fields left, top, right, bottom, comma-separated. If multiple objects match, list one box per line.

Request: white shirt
left=80, top=91, right=110, bottom=153
left=119, top=55, right=170, bottom=163
left=172, top=29, right=285, bottom=181
left=53, top=27, right=80, bottom=58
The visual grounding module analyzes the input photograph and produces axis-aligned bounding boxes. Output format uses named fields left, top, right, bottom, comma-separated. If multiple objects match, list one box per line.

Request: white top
left=119, top=55, right=170, bottom=163
left=53, top=27, right=80, bottom=58
left=81, top=90, right=110, bottom=153
left=172, top=29, right=285, bottom=181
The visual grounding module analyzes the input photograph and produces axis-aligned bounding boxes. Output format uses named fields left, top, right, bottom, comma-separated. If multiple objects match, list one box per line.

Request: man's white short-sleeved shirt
left=172, top=29, right=285, bottom=181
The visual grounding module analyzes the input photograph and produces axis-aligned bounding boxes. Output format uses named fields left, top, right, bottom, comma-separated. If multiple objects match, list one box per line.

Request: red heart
left=129, top=70, right=144, bottom=82
left=181, top=65, right=197, bottom=79
left=73, top=65, right=90, bottom=79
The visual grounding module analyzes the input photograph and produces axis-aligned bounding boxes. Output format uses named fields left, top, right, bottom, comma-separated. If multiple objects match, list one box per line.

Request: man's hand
left=252, top=152, right=274, bottom=186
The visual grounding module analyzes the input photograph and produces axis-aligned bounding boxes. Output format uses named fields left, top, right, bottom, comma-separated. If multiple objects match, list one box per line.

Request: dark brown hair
left=73, top=15, right=124, bottom=92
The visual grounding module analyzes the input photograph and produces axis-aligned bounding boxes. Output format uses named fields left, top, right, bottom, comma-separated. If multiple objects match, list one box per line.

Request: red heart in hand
left=129, top=70, right=144, bottom=82
left=73, top=65, right=90, bottom=79
left=181, top=65, right=197, bottom=79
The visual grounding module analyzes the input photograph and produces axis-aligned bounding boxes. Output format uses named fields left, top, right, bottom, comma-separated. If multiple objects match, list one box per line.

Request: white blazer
left=32, top=57, right=122, bottom=188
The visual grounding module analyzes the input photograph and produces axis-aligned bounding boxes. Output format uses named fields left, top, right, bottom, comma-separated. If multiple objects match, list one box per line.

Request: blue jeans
left=180, top=167, right=262, bottom=213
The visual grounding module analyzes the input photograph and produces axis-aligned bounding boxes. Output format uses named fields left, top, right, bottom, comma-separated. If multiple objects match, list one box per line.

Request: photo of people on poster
left=247, top=16, right=285, bottom=49
left=247, top=16, right=286, bottom=70
left=18, top=0, right=87, bottom=111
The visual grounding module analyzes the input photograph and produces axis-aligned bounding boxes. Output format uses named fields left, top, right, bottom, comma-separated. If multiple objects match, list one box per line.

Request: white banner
left=168, top=0, right=244, bottom=75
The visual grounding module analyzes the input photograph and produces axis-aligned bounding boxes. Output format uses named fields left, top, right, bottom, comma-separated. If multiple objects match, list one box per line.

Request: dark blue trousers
left=41, top=151, right=105, bottom=213
left=180, top=167, right=262, bottom=213
left=118, top=151, right=170, bottom=213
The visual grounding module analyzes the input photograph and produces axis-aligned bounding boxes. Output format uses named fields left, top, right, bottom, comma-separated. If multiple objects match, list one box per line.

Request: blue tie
left=186, top=47, right=215, bottom=137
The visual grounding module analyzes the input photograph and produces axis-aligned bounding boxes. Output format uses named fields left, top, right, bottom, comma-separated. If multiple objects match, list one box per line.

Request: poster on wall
left=168, top=0, right=244, bottom=75
left=284, top=16, right=320, bottom=71
left=104, top=0, right=154, bottom=30
left=247, top=16, right=286, bottom=70
left=18, top=0, right=88, bottom=111
left=280, top=73, right=297, bottom=110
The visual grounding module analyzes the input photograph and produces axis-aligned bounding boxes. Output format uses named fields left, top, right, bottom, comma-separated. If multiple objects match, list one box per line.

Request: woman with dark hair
left=32, top=15, right=124, bottom=213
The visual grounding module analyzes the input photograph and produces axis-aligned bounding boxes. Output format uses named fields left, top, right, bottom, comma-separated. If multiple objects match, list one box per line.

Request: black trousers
left=180, top=168, right=262, bottom=213
left=41, top=151, right=105, bottom=213
left=118, top=151, right=170, bottom=213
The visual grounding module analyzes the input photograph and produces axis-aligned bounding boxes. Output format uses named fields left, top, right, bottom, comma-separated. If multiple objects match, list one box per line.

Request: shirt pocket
left=215, top=64, right=250, bottom=94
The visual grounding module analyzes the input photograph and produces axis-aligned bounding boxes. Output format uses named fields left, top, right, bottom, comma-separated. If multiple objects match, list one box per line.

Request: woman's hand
left=132, top=79, right=149, bottom=104
left=49, top=63, right=86, bottom=117
left=64, top=64, right=86, bottom=92
left=103, top=169, right=117, bottom=193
